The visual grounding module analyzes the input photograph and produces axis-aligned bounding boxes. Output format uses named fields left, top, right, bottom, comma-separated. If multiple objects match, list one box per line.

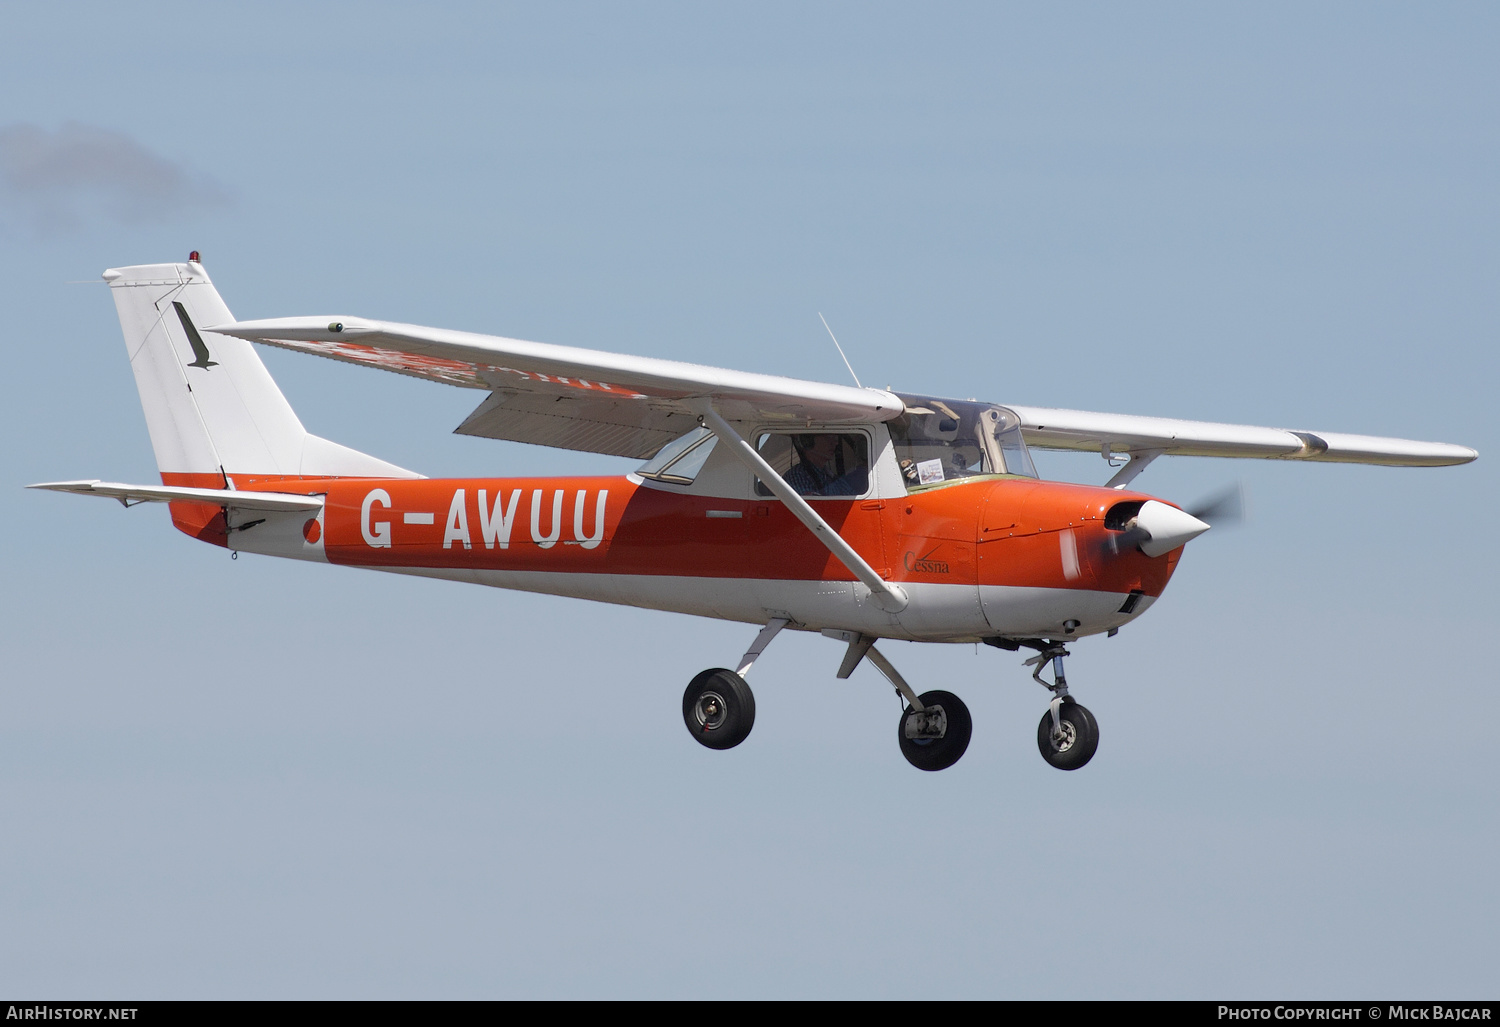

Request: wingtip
left=206, top=317, right=375, bottom=341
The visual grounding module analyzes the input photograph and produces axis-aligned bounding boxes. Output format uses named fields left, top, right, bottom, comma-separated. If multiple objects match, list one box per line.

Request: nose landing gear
left=1025, top=644, right=1099, bottom=770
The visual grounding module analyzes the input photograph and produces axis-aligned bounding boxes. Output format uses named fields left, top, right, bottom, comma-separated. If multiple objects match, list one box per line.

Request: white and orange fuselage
left=165, top=470, right=1179, bottom=642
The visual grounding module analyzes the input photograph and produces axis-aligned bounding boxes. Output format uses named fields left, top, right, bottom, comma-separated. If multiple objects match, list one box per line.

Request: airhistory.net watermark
left=5, top=1008, right=137, bottom=1021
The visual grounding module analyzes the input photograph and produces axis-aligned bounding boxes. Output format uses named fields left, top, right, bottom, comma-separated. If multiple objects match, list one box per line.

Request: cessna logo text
left=904, top=549, right=950, bottom=574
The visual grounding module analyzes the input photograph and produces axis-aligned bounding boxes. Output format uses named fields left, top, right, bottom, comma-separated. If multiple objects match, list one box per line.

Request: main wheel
left=1036, top=699, right=1099, bottom=770
left=682, top=669, right=756, bottom=750
left=897, top=689, right=972, bottom=771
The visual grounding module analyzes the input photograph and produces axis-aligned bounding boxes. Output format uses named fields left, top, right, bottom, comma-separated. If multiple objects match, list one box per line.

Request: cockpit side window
left=754, top=432, right=870, bottom=497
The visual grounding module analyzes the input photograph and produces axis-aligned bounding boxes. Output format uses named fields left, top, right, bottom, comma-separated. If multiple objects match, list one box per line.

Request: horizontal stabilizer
left=28, top=480, right=325, bottom=513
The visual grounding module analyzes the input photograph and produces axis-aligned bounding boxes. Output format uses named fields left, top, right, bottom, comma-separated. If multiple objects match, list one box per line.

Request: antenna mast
left=818, top=312, right=862, bottom=389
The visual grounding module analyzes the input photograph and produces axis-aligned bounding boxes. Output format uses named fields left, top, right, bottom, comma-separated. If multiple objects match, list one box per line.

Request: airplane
left=30, top=256, right=1478, bottom=772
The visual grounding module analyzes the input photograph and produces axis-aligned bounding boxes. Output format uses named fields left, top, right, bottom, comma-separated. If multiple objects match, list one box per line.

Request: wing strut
left=1104, top=449, right=1162, bottom=489
left=696, top=403, right=909, bottom=614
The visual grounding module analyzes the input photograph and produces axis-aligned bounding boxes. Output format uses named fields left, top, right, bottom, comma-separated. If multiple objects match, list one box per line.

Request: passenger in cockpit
left=785, top=434, right=866, bottom=496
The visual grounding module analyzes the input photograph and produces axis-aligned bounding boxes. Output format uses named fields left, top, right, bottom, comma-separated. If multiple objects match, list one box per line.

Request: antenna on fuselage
left=818, top=312, right=863, bottom=389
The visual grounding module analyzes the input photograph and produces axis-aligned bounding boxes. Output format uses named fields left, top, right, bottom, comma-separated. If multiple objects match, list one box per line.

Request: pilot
left=785, top=434, right=864, bottom=496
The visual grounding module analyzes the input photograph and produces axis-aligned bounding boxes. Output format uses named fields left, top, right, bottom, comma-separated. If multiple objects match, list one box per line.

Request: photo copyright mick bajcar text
left=1220, top=1009, right=1491, bottom=1022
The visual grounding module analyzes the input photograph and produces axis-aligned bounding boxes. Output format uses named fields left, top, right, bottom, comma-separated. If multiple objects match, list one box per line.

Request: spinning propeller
left=1184, top=483, right=1245, bottom=528
left=1102, top=484, right=1244, bottom=558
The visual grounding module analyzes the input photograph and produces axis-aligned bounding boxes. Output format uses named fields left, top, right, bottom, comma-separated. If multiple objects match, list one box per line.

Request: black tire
left=897, top=689, right=972, bottom=771
left=682, top=669, right=756, bottom=750
left=1036, top=699, right=1099, bottom=770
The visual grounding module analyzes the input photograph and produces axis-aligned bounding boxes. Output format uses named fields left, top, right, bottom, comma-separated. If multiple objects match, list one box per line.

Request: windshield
left=636, top=427, right=718, bottom=485
left=888, top=394, right=1037, bottom=488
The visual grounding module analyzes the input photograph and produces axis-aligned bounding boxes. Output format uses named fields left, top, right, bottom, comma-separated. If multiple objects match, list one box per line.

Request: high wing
left=209, top=316, right=903, bottom=459
left=210, top=314, right=1474, bottom=469
left=1008, top=406, right=1477, bottom=467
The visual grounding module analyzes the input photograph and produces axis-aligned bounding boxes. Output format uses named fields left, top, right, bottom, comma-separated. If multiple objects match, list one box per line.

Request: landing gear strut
left=1025, top=644, right=1100, bottom=770
left=859, top=644, right=971, bottom=771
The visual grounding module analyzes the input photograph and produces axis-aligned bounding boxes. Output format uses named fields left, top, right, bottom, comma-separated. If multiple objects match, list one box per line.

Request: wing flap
left=453, top=390, right=701, bottom=459
left=1008, top=406, right=1477, bottom=467
left=28, top=480, right=326, bottom=512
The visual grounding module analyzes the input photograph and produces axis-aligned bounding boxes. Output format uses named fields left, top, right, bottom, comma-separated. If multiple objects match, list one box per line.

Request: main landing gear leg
left=736, top=618, right=789, bottom=679
left=867, top=646, right=973, bottom=772
left=682, top=618, right=788, bottom=751
left=1026, top=644, right=1100, bottom=771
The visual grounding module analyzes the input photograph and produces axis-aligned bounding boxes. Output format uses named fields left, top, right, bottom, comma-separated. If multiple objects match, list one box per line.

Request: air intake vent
left=1104, top=501, right=1145, bottom=531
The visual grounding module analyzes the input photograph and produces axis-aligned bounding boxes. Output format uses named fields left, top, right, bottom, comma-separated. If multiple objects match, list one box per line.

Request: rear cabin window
left=754, top=432, right=870, bottom=498
left=636, top=428, right=718, bottom=485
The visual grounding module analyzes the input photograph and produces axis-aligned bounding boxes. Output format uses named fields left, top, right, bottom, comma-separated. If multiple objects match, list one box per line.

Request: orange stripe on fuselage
left=215, top=473, right=1183, bottom=597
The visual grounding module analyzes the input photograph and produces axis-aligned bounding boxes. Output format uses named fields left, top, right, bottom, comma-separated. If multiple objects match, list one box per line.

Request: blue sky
left=1, top=2, right=1494, bottom=998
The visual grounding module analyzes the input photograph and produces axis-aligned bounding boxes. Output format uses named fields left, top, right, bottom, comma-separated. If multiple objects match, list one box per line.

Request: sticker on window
left=916, top=458, right=945, bottom=485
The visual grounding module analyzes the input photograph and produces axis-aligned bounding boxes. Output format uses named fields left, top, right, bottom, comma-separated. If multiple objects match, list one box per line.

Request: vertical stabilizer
left=103, top=259, right=418, bottom=542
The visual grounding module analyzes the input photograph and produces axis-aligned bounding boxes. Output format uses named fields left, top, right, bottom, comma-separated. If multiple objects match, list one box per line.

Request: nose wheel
left=1037, top=698, right=1099, bottom=770
left=683, top=668, right=756, bottom=750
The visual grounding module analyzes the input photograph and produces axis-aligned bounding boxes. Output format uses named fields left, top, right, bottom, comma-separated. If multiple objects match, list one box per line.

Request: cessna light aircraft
left=32, top=258, right=1477, bottom=771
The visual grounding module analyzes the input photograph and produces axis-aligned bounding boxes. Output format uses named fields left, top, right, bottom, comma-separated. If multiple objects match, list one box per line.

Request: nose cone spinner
left=1132, top=500, right=1211, bottom=557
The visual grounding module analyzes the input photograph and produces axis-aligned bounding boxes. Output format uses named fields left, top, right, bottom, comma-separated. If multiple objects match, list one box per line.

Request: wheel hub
left=1050, top=720, right=1077, bottom=753
left=902, top=705, right=948, bottom=741
left=694, top=691, right=728, bottom=731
